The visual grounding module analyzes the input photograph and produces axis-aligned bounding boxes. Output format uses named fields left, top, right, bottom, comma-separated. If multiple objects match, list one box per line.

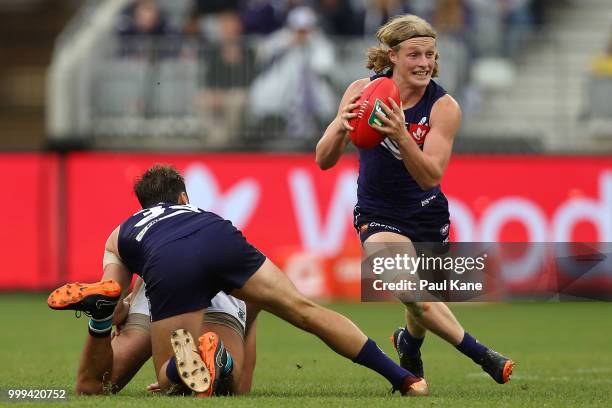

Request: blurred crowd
left=585, top=17, right=612, bottom=123
left=116, top=0, right=550, bottom=47
left=108, top=0, right=555, bottom=147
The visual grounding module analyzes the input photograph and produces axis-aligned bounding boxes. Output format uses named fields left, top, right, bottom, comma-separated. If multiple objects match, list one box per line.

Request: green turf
left=1, top=294, right=611, bottom=407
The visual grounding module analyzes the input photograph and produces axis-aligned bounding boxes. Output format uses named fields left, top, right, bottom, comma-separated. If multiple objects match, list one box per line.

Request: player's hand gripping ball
left=349, top=77, right=400, bottom=149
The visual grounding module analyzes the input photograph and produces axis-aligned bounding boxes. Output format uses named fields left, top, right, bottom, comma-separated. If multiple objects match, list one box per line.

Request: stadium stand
left=464, top=0, right=612, bottom=152
left=92, top=60, right=148, bottom=118
left=0, top=0, right=79, bottom=148
left=39, top=0, right=612, bottom=152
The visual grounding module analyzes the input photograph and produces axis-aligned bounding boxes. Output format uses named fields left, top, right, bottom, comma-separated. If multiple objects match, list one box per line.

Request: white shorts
left=130, top=282, right=247, bottom=331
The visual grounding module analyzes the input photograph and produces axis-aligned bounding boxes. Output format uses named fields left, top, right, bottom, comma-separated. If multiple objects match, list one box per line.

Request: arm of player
left=103, top=226, right=133, bottom=299
left=112, top=291, right=132, bottom=335
left=112, top=277, right=142, bottom=333
left=238, top=303, right=260, bottom=394
left=377, top=95, right=460, bottom=190
left=315, top=79, right=368, bottom=170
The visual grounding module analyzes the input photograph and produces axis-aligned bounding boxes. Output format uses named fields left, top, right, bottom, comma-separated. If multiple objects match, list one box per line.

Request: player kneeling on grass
left=49, top=164, right=428, bottom=397
left=87, top=276, right=258, bottom=395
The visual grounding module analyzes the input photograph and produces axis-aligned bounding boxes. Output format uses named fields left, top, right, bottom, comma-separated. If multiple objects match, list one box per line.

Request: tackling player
left=84, top=277, right=258, bottom=395
left=49, top=164, right=429, bottom=397
left=316, top=14, right=514, bottom=392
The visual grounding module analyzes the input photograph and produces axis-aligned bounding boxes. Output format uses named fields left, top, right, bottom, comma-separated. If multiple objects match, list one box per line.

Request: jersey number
left=134, top=204, right=201, bottom=241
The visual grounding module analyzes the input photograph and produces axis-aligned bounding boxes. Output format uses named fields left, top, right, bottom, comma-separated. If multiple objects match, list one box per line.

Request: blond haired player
left=316, top=15, right=514, bottom=392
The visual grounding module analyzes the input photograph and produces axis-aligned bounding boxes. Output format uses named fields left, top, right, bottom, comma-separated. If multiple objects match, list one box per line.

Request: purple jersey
left=117, top=202, right=265, bottom=321
left=118, top=202, right=227, bottom=274
left=357, top=76, right=447, bottom=220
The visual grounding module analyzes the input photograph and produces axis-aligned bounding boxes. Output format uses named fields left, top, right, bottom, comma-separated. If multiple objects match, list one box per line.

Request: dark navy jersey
left=357, top=74, right=447, bottom=219
left=118, top=202, right=230, bottom=275
left=117, top=201, right=266, bottom=321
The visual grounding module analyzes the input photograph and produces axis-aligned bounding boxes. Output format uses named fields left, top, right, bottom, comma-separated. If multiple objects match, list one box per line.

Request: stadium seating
left=92, top=60, right=148, bottom=118
left=43, top=0, right=612, bottom=152
left=149, top=60, right=198, bottom=117
left=587, top=75, right=612, bottom=118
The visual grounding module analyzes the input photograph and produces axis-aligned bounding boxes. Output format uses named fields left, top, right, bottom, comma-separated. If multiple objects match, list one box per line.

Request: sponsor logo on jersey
left=382, top=116, right=430, bottom=159
left=368, top=221, right=401, bottom=233
left=421, top=193, right=437, bottom=207
left=406, top=116, right=430, bottom=145
left=440, top=223, right=450, bottom=236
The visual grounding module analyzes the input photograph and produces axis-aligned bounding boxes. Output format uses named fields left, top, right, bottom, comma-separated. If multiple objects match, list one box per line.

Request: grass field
left=1, top=294, right=611, bottom=407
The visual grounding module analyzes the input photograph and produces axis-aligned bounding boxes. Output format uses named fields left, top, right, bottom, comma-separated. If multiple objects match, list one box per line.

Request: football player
left=49, top=164, right=428, bottom=397
left=95, top=276, right=258, bottom=395
left=316, top=14, right=514, bottom=393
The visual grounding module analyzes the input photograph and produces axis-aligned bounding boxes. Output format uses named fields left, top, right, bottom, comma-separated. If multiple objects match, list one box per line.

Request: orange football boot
left=195, top=331, right=232, bottom=397
left=400, top=375, right=430, bottom=397
left=47, top=280, right=121, bottom=319
left=480, top=349, right=514, bottom=384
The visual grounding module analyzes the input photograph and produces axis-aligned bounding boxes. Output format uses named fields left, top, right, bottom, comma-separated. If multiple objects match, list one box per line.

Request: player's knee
left=405, top=301, right=432, bottom=318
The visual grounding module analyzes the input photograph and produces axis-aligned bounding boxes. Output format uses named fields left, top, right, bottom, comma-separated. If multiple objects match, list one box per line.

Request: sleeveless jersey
left=117, top=202, right=229, bottom=274
left=357, top=75, right=447, bottom=219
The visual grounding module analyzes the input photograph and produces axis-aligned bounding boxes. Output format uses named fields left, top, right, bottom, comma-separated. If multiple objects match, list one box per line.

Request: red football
left=349, top=77, right=400, bottom=149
